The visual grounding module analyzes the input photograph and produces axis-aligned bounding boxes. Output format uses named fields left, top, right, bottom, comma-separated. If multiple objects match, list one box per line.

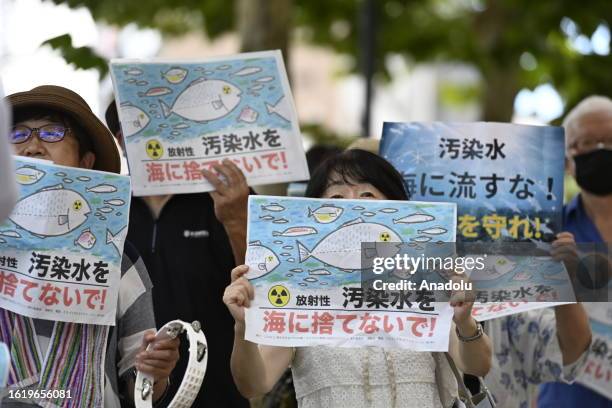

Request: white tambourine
left=134, top=320, right=208, bottom=408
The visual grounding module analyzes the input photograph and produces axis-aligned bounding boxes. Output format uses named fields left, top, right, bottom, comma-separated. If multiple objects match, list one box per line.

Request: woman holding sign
left=224, top=149, right=492, bottom=408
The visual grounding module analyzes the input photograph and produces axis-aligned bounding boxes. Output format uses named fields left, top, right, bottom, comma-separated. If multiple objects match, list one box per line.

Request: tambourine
left=134, top=320, right=208, bottom=408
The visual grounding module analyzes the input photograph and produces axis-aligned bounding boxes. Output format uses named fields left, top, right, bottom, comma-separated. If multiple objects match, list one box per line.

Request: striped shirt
left=2, top=241, right=156, bottom=407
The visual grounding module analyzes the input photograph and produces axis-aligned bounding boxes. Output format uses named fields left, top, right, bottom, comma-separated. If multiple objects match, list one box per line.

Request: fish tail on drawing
left=159, top=99, right=172, bottom=118
left=265, top=102, right=274, bottom=114
left=296, top=240, right=311, bottom=263
left=272, top=231, right=281, bottom=236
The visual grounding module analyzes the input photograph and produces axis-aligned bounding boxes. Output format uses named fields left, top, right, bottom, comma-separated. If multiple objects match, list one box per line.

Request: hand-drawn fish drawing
left=246, top=241, right=280, bottom=279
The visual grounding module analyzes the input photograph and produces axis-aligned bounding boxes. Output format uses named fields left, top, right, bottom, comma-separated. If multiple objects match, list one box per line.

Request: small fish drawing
left=55, top=172, right=67, bottom=177
left=238, top=106, right=259, bottom=123
left=104, top=199, right=125, bottom=206
left=309, top=269, right=331, bottom=276
left=161, top=67, right=188, bottom=84
left=299, top=283, right=307, bottom=287
left=361, top=211, right=376, bottom=217
left=417, top=227, right=448, bottom=235
left=352, top=206, right=365, bottom=211
left=290, top=268, right=303, bottom=273
left=280, top=252, right=291, bottom=257
left=282, top=245, right=294, bottom=250
left=107, top=226, right=128, bottom=255
left=15, top=166, right=45, bottom=185
left=259, top=215, right=274, bottom=221
left=274, top=240, right=284, bottom=244
left=265, top=95, right=292, bottom=122
left=273, top=218, right=289, bottom=224
left=124, top=68, right=143, bottom=76
left=255, top=76, right=274, bottom=83
left=76, top=176, right=91, bottom=182
left=249, top=84, right=264, bottom=91
left=74, top=228, right=96, bottom=249
left=379, top=208, right=398, bottom=214
left=87, top=184, right=117, bottom=194
left=63, top=178, right=73, bottom=184
left=0, top=230, right=21, bottom=238
left=173, top=123, right=190, bottom=129
left=98, top=207, right=113, bottom=213
left=273, top=226, right=318, bottom=237
left=246, top=241, right=280, bottom=279
left=308, top=205, right=343, bottom=224
left=393, top=213, right=435, bottom=224
left=513, top=272, right=532, bottom=281
left=285, top=273, right=293, bottom=277
left=99, top=216, right=107, bottom=221
left=136, top=80, right=149, bottom=86
left=125, top=78, right=137, bottom=84
left=411, top=236, right=432, bottom=243
left=231, top=66, right=262, bottom=77
left=304, top=277, right=317, bottom=283
left=216, top=65, right=231, bottom=70
left=262, top=203, right=285, bottom=212
left=138, top=87, right=172, bottom=97
left=287, top=258, right=295, bottom=262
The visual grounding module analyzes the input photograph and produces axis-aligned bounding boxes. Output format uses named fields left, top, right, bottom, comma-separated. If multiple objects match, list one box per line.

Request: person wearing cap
left=3, top=85, right=179, bottom=407
left=106, top=100, right=250, bottom=407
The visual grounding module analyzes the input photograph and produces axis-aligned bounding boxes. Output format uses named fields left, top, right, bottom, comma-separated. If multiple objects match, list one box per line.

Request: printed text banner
left=0, top=157, right=131, bottom=325
left=244, top=195, right=457, bottom=350
left=110, top=50, right=309, bottom=196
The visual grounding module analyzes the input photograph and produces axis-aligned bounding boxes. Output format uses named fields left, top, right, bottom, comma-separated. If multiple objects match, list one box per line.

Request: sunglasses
left=10, top=124, right=70, bottom=144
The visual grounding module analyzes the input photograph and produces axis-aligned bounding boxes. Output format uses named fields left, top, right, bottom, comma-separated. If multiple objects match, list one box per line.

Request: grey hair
left=563, top=95, right=612, bottom=144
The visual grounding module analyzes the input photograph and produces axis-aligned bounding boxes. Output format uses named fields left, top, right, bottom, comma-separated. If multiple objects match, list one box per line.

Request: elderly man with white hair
left=538, top=95, right=612, bottom=407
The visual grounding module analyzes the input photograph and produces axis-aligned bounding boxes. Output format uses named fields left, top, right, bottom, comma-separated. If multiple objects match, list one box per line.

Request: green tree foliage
left=44, top=0, right=611, bottom=121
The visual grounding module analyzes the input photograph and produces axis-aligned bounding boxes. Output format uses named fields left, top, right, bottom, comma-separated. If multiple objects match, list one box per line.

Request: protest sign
left=380, top=122, right=571, bottom=320
left=579, top=303, right=612, bottom=399
left=0, top=157, right=131, bottom=325
left=110, top=50, right=309, bottom=196
left=244, top=195, right=458, bottom=350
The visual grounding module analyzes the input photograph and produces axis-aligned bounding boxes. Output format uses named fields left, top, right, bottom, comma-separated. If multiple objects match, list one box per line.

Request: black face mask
left=574, top=149, right=612, bottom=196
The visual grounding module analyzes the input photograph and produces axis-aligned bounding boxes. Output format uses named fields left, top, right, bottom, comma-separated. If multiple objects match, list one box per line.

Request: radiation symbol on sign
left=379, top=232, right=391, bottom=242
left=146, top=139, right=164, bottom=160
left=73, top=200, right=83, bottom=211
left=268, top=285, right=290, bottom=307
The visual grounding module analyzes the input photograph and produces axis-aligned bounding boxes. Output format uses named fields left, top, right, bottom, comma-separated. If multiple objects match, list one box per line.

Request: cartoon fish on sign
left=273, top=218, right=289, bottom=224
left=417, top=227, right=448, bottom=235
left=9, top=185, right=90, bottom=237
left=161, top=67, right=188, bottom=84
left=246, top=241, right=280, bottom=279
left=119, top=103, right=150, bottom=137
left=265, top=95, right=292, bottom=122
left=173, top=123, right=190, bottom=130
left=308, top=205, right=343, bottom=224
left=393, top=213, right=435, bottom=224
left=249, top=84, right=264, bottom=91
left=411, top=236, right=432, bottom=243
left=216, top=65, right=231, bottom=70
left=124, top=68, right=143, bottom=76
left=104, top=199, right=125, bottom=206
left=87, top=184, right=118, bottom=194
left=262, top=203, right=285, bottom=212
left=76, top=176, right=91, bottom=182
left=138, top=87, right=172, bottom=97
left=15, top=166, right=45, bottom=185
left=74, top=228, right=96, bottom=249
left=259, top=215, right=274, bottom=221
left=98, top=207, right=113, bottom=213
left=231, top=66, right=262, bottom=77
left=238, top=106, right=259, bottom=123
left=0, top=231, right=21, bottom=238
left=255, top=76, right=274, bottom=83
left=107, top=226, right=128, bottom=255
left=379, top=208, right=398, bottom=214
left=309, top=269, right=331, bottom=276
left=273, top=226, right=318, bottom=237
left=361, top=211, right=376, bottom=217
left=160, top=78, right=242, bottom=122
left=297, top=218, right=402, bottom=271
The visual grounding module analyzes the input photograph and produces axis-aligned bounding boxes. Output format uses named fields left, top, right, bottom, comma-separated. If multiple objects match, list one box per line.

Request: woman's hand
left=223, top=265, right=255, bottom=325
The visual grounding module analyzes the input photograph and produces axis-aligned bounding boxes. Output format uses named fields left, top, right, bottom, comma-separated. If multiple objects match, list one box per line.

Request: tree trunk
left=237, top=0, right=292, bottom=68
left=481, top=65, right=519, bottom=122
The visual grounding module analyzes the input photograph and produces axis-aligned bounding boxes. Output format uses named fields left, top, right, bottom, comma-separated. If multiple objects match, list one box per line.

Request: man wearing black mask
left=538, top=95, right=612, bottom=407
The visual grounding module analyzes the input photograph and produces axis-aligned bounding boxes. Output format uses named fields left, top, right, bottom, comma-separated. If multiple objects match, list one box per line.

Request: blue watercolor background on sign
left=111, top=55, right=292, bottom=144
left=380, top=122, right=565, bottom=242
left=0, top=158, right=131, bottom=266
left=247, top=196, right=456, bottom=289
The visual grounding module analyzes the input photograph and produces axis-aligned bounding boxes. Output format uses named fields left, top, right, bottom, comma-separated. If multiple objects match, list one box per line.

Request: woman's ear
left=80, top=151, right=96, bottom=169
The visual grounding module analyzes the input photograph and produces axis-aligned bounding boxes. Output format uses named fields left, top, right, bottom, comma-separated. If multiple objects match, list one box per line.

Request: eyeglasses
left=10, top=124, right=70, bottom=144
